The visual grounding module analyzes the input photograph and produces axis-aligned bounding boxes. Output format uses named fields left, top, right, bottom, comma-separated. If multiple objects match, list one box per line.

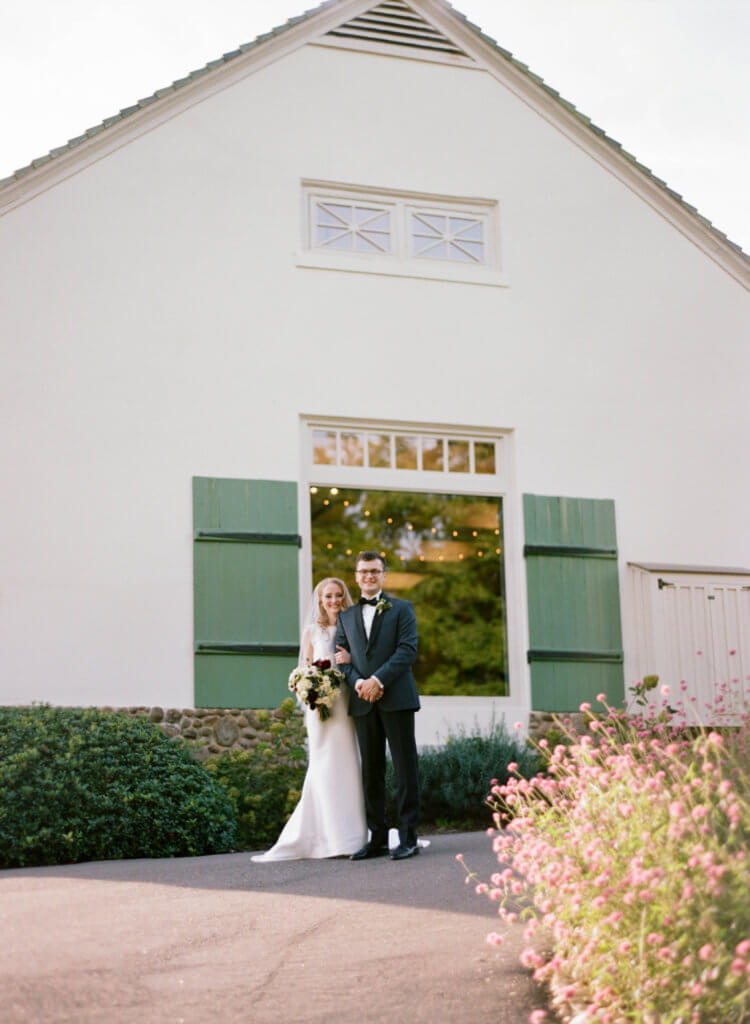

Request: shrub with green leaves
left=206, top=698, right=307, bottom=850
left=0, top=705, right=238, bottom=868
left=387, top=719, right=541, bottom=827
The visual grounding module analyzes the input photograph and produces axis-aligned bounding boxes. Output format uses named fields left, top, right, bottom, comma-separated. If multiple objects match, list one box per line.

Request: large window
left=310, top=486, right=508, bottom=696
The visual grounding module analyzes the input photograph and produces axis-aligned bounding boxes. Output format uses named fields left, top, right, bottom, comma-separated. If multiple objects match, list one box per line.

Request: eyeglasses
left=356, top=568, right=384, bottom=576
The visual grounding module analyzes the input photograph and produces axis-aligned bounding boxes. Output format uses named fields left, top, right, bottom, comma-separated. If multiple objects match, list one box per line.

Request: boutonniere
left=375, top=597, right=392, bottom=616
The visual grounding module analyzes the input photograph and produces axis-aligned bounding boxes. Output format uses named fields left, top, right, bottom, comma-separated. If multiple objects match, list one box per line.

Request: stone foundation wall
left=528, top=710, right=586, bottom=741
left=109, top=706, right=284, bottom=761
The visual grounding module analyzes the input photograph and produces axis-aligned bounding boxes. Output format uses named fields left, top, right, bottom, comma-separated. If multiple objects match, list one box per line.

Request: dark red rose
left=313, top=659, right=331, bottom=670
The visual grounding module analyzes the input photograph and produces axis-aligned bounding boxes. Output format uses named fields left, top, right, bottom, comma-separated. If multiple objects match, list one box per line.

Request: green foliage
left=310, top=487, right=509, bottom=696
left=205, top=698, right=307, bottom=850
left=0, top=705, right=238, bottom=868
left=386, top=719, right=541, bottom=825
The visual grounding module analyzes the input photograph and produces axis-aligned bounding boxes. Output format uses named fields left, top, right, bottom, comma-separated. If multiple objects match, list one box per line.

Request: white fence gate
left=626, top=565, right=750, bottom=724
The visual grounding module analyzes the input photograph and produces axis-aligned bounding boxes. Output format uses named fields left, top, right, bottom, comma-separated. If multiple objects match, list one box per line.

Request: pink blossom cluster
left=477, top=685, right=750, bottom=1023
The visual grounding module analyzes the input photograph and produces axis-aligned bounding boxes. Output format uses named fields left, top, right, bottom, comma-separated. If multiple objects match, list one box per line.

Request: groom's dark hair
left=356, top=550, right=386, bottom=570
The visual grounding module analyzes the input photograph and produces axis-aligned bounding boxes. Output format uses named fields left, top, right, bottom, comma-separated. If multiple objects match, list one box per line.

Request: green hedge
left=206, top=698, right=307, bottom=851
left=0, top=706, right=237, bottom=868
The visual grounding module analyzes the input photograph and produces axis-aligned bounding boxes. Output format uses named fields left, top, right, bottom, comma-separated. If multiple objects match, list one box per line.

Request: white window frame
left=298, top=180, right=508, bottom=288
left=298, top=414, right=530, bottom=745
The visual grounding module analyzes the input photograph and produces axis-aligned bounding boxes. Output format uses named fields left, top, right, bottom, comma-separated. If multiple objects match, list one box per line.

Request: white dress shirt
left=356, top=592, right=383, bottom=692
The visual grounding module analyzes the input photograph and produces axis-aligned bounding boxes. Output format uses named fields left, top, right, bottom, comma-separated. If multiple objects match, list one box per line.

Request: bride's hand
left=334, top=645, right=351, bottom=665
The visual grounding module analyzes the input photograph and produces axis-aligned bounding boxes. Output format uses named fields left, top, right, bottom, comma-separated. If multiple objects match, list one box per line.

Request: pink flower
left=698, top=944, right=712, bottom=961
left=689, top=982, right=703, bottom=997
left=696, top=650, right=702, bottom=655
left=729, top=649, right=736, bottom=655
left=580, top=702, right=592, bottom=712
left=736, top=940, right=750, bottom=958
left=486, top=932, right=504, bottom=946
left=529, top=1012, right=547, bottom=1024
left=661, top=685, right=670, bottom=696
left=455, top=853, right=464, bottom=862
left=596, top=693, right=607, bottom=703
left=514, top=721, right=523, bottom=730
left=618, top=940, right=631, bottom=954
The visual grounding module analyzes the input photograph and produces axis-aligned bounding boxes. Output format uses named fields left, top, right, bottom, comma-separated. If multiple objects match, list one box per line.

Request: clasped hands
left=355, top=677, right=383, bottom=703
left=334, top=646, right=381, bottom=703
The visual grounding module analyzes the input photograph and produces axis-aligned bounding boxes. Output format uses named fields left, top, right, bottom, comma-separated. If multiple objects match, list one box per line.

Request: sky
left=2, top=0, right=749, bottom=252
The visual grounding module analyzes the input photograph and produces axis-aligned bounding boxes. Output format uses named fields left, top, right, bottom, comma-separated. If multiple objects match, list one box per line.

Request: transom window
left=302, top=182, right=501, bottom=283
left=312, top=427, right=497, bottom=475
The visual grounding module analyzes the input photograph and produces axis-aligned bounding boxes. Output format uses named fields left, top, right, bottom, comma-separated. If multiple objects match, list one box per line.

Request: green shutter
left=193, top=477, right=300, bottom=708
left=524, top=494, right=624, bottom=712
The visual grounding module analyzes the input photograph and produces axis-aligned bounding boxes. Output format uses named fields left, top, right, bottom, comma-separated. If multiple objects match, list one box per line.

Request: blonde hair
left=315, top=577, right=354, bottom=628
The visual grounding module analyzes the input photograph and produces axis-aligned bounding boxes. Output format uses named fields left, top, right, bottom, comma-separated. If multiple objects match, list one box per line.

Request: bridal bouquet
left=288, top=659, right=343, bottom=721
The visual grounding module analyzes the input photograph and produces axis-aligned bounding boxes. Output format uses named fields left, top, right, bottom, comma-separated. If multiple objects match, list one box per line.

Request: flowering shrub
left=469, top=693, right=750, bottom=1023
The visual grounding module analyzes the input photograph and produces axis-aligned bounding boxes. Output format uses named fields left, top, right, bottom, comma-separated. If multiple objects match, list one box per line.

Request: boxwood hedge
left=0, top=705, right=237, bottom=868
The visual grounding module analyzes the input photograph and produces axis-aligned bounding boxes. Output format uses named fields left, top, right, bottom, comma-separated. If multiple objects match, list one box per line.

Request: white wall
left=1, top=42, right=748, bottom=708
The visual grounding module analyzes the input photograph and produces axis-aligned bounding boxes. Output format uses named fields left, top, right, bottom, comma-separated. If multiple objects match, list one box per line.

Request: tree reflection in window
left=310, top=487, right=508, bottom=696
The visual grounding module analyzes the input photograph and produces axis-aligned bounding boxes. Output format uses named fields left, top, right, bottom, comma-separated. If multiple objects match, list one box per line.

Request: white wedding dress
left=251, top=624, right=368, bottom=860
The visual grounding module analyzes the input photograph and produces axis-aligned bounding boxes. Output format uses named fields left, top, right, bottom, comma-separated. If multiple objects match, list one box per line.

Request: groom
left=334, top=551, right=421, bottom=860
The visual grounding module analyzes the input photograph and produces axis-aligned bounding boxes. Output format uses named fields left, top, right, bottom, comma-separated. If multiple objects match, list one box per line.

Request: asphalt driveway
left=2, top=831, right=545, bottom=1023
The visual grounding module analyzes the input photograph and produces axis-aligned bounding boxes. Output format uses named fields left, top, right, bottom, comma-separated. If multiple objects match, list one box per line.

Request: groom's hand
left=356, top=677, right=383, bottom=703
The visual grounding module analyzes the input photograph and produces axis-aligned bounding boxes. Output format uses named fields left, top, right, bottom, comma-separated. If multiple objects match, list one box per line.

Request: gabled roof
left=1, top=0, right=747, bottom=275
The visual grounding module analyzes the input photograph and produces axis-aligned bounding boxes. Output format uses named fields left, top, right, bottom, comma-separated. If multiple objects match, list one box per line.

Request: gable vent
left=326, top=1, right=468, bottom=57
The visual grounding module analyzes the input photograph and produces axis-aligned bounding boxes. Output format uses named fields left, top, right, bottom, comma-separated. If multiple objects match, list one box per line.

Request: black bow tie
left=359, top=596, right=378, bottom=606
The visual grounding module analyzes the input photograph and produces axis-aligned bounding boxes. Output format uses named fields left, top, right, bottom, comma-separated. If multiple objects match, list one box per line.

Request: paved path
left=2, top=831, right=545, bottom=1023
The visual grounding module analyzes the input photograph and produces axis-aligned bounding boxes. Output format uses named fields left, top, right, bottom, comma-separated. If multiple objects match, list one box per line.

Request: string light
left=326, top=543, right=333, bottom=549
left=439, top=555, right=444, bottom=561
left=330, top=487, right=339, bottom=494
left=407, top=523, right=413, bottom=531
left=431, top=527, right=437, bottom=534
left=387, top=518, right=393, bottom=524
left=472, top=530, right=478, bottom=537
left=346, top=549, right=352, bottom=555
left=478, top=551, right=483, bottom=557
left=494, top=528, right=500, bottom=535
left=458, top=553, right=464, bottom=560
left=343, top=500, right=350, bottom=507
left=310, top=486, right=318, bottom=494
left=452, top=530, right=458, bottom=537
left=364, top=510, right=370, bottom=517
left=380, top=551, right=386, bottom=558
left=419, top=555, right=425, bottom=561
left=496, top=548, right=500, bottom=554
left=323, top=499, right=329, bottom=505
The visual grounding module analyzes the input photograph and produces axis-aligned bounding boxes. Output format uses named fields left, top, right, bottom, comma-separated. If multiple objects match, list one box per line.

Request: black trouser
left=355, top=706, right=419, bottom=845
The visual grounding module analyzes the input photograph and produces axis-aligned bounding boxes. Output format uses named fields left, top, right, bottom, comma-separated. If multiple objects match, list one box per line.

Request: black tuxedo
left=335, top=595, right=420, bottom=845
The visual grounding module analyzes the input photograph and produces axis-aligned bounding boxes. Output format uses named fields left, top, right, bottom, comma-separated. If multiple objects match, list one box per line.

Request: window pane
left=395, top=436, right=418, bottom=469
left=368, top=434, right=391, bottom=468
left=312, top=430, right=337, bottom=465
left=340, top=432, right=364, bottom=466
left=448, top=440, right=470, bottom=472
left=421, top=437, right=444, bottom=471
left=474, top=441, right=496, bottom=474
left=450, top=240, right=483, bottom=262
left=450, top=218, right=482, bottom=239
left=316, top=224, right=352, bottom=248
left=310, top=488, right=508, bottom=696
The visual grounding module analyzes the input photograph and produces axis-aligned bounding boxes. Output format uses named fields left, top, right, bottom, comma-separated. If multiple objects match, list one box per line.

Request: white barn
left=2, top=0, right=748, bottom=743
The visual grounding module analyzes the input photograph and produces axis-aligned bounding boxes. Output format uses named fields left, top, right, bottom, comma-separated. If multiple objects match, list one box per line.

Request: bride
left=251, top=577, right=367, bottom=860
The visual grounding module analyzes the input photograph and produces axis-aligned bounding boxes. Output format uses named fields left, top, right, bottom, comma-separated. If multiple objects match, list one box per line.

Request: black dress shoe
left=350, top=840, right=389, bottom=861
left=390, top=842, right=420, bottom=860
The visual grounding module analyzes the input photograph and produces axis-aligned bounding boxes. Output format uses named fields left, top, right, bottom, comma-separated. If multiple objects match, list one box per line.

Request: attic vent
left=327, top=1, right=468, bottom=57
